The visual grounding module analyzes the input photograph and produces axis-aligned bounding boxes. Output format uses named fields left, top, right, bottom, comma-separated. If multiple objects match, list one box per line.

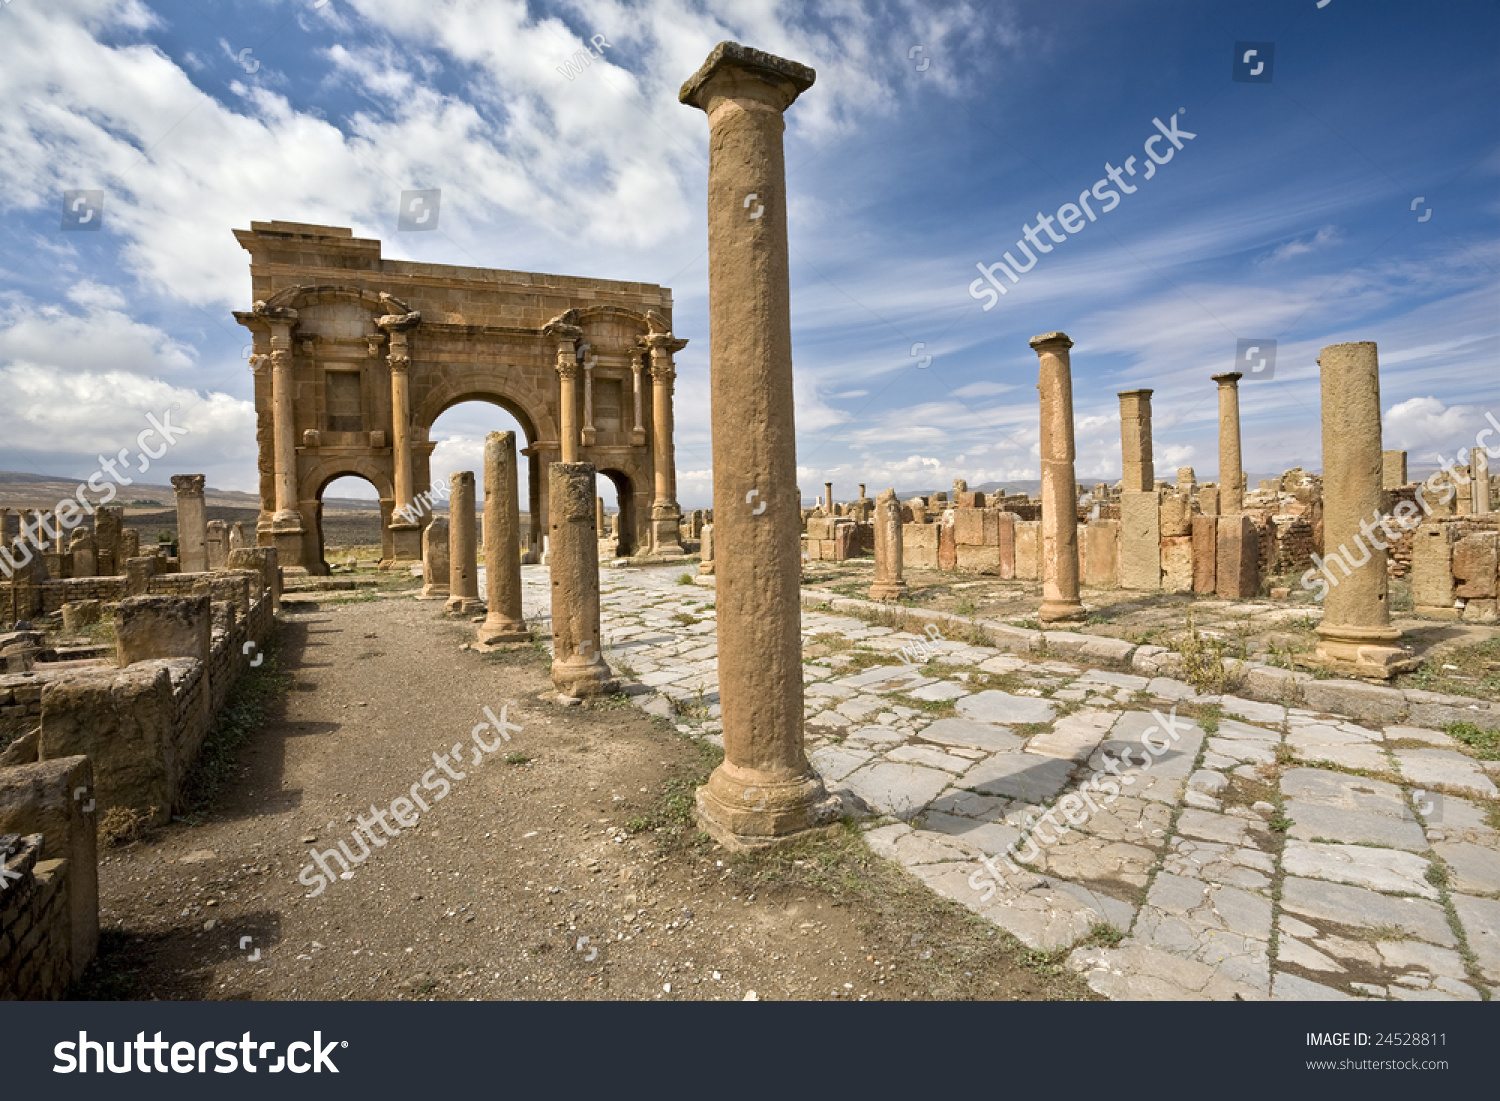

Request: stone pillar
left=478, top=431, right=529, bottom=645
left=681, top=40, right=840, bottom=849
left=1213, top=371, right=1244, bottom=515
left=121, top=528, right=140, bottom=561
left=868, top=488, right=908, bottom=601
left=1312, top=342, right=1412, bottom=677
left=1032, top=332, right=1084, bottom=621
left=596, top=495, right=607, bottom=538
left=255, top=305, right=307, bottom=570
left=1118, top=388, right=1161, bottom=591
left=172, top=474, right=208, bottom=573
left=647, top=332, right=688, bottom=554
left=1382, top=450, right=1408, bottom=490
left=823, top=482, right=834, bottom=512
left=699, top=522, right=714, bottom=576
left=581, top=352, right=597, bottom=447
left=1472, top=447, right=1492, bottom=514
left=420, top=517, right=449, bottom=599
left=548, top=461, right=616, bottom=697
left=629, top=350, right=648, bottom=446
left=95, top=505, right=123, bottom=576
left=547, top=317, right=583, bottom=464
left=379, top=310, right=423, bottom=564
left=205, top=520, right=229, bottom=570
left=445, top=471, right=483, bottom=614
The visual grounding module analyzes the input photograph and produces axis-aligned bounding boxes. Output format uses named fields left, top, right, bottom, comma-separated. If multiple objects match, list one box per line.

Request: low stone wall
left=0, top=756, right=98, bottom=999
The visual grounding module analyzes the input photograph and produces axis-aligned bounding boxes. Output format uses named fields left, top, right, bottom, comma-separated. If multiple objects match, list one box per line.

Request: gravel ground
left=74, top=592, right=1094, bottom=1002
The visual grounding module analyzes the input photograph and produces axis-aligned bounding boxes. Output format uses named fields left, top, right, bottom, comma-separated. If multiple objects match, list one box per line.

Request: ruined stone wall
left=0, top=677, right=45, bottom=755
left=0, top=834, right=72, bottom=999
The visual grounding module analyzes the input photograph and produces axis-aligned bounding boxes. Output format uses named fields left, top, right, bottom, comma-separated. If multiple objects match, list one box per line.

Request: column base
left=476, top=615, right=530, bottom=647
left=551, top=656, right=618, bottom=699
left=1311, top=624, right=1418, bottom=679
left=630, top=428, right=647, bottom=447
left=650, top=519, right=686, bottom=556
left=418, top=584, right=449, bottom=600
left=868, top=579, right=908, bottom=602
left=444, top=595, right=486, bottom=615
left=1038, top=600, right=1086, bottom=623
left=699, top=560, right=715, bottom=576
left=271, top=529, right=307, bottom=573
left=389, top=523, right=423, bottom=565
left=695, top=764, right=844, bottom=852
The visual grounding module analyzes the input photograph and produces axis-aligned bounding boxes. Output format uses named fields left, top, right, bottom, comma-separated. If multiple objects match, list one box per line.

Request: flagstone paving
left=511, top=563, right=1500, bottom=1002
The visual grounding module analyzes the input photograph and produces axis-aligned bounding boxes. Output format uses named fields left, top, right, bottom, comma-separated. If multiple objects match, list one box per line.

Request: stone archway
left=232, top=221, right=688, bottom=572
left=598, top=468, right=641, bottom=557
left=310, top=469, right=392, bottom=575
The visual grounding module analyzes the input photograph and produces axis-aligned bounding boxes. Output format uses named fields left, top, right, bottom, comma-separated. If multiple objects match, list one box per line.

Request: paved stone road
left=510, top=563, right=1500, bottom=1001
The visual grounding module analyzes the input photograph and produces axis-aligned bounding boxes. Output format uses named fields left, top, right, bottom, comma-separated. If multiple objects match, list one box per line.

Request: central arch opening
left=425, top=399, right=536, bottom=562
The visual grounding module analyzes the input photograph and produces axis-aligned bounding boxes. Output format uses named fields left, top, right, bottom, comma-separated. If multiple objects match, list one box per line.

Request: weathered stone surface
left=956, top=752, right=1075, bottom=802
left=1452, top=531, right=1498, bottom=598
left=1014, top=520, right=1039, bottom=580
left=1432, top=842, right=1500, bottom=895
left=1450, top=894, right=1500, bottom=983
left=842, top=761, right=953, bottom=818
left=1069, top=943, right=1265, bottom=1001
left=1191, top=515, right=1217, bottom=593
left=1393, top=748, right=1498, bottom=799
left=1026, top=709, right=1115, bottom=762
left=1280, top=877, right=1455, bottom=947
left=1282, top=840, right=1436, bottom=898
left=1409, top=522, right=1456, bottom=611
left=916, top=717, right=1023, bottom=753
left=114, top=595, right=210, bottom=667
left=1281, top=768, right=1426, bottom=850
left=1118, top=491, right=1160, bottom=590
left=1300, top=680, right=1406, bottom=723
left=420, top=516, right=450, bottom=598
left=956, top=690, right=1055, bottom=725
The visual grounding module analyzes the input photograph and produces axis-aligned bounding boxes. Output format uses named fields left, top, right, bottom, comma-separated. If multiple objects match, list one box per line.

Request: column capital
left=644, top=332, right=689, bottom=354
left=249, top=353, right=271, bottom=376
left=388, top=352, right=411, bottom=372
left=252, top=302, right=299, bottom=323
left=679, top=41, right=815, bottom=114
left=1117, top=388, right=1154, bottom=400
left=1029, top=330, right=1073, bottom=352
left=377, top=310, right=422, bottom=334
left=1212, top=372, right=1243, bottom=386
left=268, top=348, right=292, bottom=371
left=557, top=361, right=579, bottom=382
left=171, top=474, right=206, bottom=496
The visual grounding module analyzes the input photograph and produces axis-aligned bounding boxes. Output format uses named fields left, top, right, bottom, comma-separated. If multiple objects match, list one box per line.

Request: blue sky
left=0, top=0, right=1495, bottom=510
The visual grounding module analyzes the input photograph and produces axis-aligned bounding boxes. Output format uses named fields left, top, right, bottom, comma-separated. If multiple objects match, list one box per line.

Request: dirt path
left=76, top=592, right=1090, bottom=1002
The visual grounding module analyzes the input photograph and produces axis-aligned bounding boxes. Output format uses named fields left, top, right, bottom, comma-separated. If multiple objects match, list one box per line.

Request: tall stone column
left=681, top=41, right=840, bottom=849
left=647, top=332, right=687, bottom=555
left=1032, top=332, right=1085, bottom=621
left=1313, top=341, right=1412, bottom=677
left=445, top=471, right=483, bottom=614
left=420, top=516, right=449, bottom=599
left=263, top=313, right=302, bottom=537
left=824, top=482, right=833, bottom=513
left=1213, top=372, right=1245, bottom=515
left=546, top=316, right=583, bottom=464
left=868, top=488, right=908, bottom=601
left=548, top=461, right=616, bottom=697
left=1473, top=447, right=1492, bottom=514
left=380, top=310, right=423, bottom=564
left=478, top=431, right=529, bottom=645
left=171, top=475, right=209, bottom=573
left=629, top=349, right=648, bottom=446
left=1118, top=388, right=1161, bottom=591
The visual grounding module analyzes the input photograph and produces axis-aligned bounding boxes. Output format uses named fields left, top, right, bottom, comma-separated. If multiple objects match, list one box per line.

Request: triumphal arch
left=232, top=222, right=687, bottom=573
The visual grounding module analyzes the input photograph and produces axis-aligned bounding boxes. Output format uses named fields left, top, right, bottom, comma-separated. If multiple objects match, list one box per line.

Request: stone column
left=699, top=522, right=714, bottom=576
left=823, top=482, right=833, bottom=513
left=478, top=431, right=529, bottom=645
left=681, top=40, right=840, bottom=849
left=1118, top=388, right=1161, bottom=591
left=596, top=495, right=607, bottom=538
left=1312, top=342, right=1412, bottom=677
left=171, top=475, right=208, bottom=573
left=266, top=325, right=301, bottom=527
left=1472, top=447, right=1492, bottom=514
left=1213, top=372, right=1245, bottom=515
left=444, top=471, right=483, bottom=614
left=1032, top=332, right=1085, bottom=621
left=581, top=352, right=597, bottom=447
left=629, top=349, right=648, bottom=446
left=1382, top=450, right=1408, bottom=490
left=548, top=461, right=616, bottom=697
left=380, top=310, right=423, bottom=564
left=546, top=317, right=583, bottom=464
left=647, top=332, right=688, bottom=554
left=868, top=488, right=908, bottom=601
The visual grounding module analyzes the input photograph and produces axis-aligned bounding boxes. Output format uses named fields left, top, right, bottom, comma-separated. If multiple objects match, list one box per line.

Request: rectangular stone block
left=953, top=508, right=999, bottom=546
left=955, top=491, right=985, bottom=509
left=114, top=595, right=210, bottom=668
left=956, top=544, right=1002, bottom=574
left=1014, top=520, right=1040, bottom=580
left=904, top=523, right=937, bottom=569
left=1197, top=485, right=1219, bottom=518
left=1382, top=450, right=1407, bottom=489
left=996, top=512, right=1016, bottom=579
left=1192, top=515, right=1217, bottom=593
left=1081, top=520, right=1120, bottom=588
left=1161, top=535, right=1194, bottom=593
left=1453, top=531, right=1498, bottom=599
left=1159, top=491, right=1193, bottom=538
left=1119, top=490, right=1161, bottom=591
left=1410, top=522, right=1455, bottom=611
left=1216, top=515, right=1260, bottom=599
left=805, top=516, right=834, bottom=540
left=832, top=521, right=860, bottom=561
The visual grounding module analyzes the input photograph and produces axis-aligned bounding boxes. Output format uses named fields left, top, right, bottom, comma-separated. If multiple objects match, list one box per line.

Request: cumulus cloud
left=1383, top=395, right=1489, bottom=457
